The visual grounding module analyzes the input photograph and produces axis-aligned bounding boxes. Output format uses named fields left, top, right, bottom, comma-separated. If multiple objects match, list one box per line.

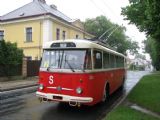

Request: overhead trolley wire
left=98, top=25, right=117, bottom=39
left=89, top=0, right=107, bottom=16
left=89, top=0, right=123, bottom=44
left=101, top=0, right=121, bottom=22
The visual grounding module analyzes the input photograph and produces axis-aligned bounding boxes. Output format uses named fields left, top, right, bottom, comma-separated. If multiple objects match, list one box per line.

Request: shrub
left=0, top=40, right=23, bottom=76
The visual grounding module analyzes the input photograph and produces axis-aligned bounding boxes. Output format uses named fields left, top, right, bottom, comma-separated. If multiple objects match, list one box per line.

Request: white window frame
left=25, top=27, right=33, bottom=42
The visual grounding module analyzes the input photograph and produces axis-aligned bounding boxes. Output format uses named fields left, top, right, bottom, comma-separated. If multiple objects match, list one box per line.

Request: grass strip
left=128, top=73, right=160, bottom=113
left=105, top=105, right=159, bottom=120
left=104, top=72, right=160, bottom=120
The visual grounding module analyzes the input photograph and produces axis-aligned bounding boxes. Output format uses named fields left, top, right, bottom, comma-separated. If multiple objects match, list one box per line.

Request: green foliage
left=135, top=53, right=146, bottom=60
left=85, top=16, right=113, bottom=38
left=129, top=63, right=137, bottom=70
left=0, top=40, right=23, bottom=76
left=129, top=63, right=145, bottom=71
left=144, top=37, right=160, bottom=70
left=122, top=0, right=160, bottom=40
left=84, top=15, right=139, bottom=54
left=122, top=0, right=160, bottom=70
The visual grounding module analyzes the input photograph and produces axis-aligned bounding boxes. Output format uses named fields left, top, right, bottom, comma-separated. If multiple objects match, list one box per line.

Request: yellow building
left=0, top=0, right=94, bottom=60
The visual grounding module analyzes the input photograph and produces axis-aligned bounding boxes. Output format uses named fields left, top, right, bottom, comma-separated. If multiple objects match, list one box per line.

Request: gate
left=27, top=60, right=41, bottom=77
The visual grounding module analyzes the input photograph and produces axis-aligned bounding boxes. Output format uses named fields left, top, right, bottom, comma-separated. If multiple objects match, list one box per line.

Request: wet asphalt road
left=0, top=71, right=150, bottom=120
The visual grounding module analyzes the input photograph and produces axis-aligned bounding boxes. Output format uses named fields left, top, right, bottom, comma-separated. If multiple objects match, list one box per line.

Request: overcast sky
left=0, top=0, right=149, bottom=59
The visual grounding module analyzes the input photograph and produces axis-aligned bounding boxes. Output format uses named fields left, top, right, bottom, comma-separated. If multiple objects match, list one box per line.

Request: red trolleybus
left=36, top=39, right=126, bottom=106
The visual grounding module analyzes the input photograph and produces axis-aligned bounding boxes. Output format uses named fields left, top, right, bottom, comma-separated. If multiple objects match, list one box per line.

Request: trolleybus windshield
left=41, top=49, right=91, bottom=71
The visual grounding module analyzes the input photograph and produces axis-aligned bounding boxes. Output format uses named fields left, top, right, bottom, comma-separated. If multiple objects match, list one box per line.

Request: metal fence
left=0, top=64, right=22, bottom=77
left=0, top=60, right=41, bottom=77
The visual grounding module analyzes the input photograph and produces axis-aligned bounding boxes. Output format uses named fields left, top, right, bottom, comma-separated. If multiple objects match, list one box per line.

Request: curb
left=0, top=83, right=38, bottom=92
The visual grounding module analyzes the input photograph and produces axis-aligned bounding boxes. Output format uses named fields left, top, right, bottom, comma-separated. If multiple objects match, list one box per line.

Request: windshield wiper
left=47, top=66, right=50, bottom=71
left=65, top=56, right=75, bottom=72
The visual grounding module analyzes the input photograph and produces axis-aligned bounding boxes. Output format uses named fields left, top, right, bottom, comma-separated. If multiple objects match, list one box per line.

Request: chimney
left=34, top=0, right=46, bottom=4
left=50, top=4, right=57, bottom=10
left=39, top=0, right=46, bottom=4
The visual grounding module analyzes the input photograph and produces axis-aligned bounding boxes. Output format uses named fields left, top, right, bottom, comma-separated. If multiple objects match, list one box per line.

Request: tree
left=121, top=0, right=160, bottom=41
left=0, top=40, right=23, bottom=76
left=122, top=0, right=160, bottom=70
left=143, top=37, right=160, bottom=70
left=84, top=15, right=139, bottom=54
left=135, top=53, right=146, bottom=60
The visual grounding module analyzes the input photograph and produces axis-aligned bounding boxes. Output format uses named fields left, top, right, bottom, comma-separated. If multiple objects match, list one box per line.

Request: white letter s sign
left=49, top=75, right=54, bottom=84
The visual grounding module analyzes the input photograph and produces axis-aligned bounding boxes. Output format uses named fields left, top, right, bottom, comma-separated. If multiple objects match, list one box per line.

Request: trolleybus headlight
left=39, top=84, right=44, bottom=90
left=76, top=87, right=83, bottom=94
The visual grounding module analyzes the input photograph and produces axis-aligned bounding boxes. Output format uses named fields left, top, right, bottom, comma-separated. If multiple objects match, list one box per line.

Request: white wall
left=43, top=19, right=53, bottom=47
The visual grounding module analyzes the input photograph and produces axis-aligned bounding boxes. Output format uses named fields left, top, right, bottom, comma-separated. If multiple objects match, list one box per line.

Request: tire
left=102, top=84, right=110, bottom=102
left=120, top=78, right=125, bottom=90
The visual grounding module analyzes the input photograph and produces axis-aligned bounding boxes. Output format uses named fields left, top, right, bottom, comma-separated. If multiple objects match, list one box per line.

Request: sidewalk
left=0, top=77, right=39, bottom=91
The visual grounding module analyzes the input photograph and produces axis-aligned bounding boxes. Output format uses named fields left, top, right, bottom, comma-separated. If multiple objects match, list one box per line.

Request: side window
left=84, top=50, right=92, bottom=69
left=93, top=50, right=102, bottom=69
left=110, top=54, right=115, bottom=68
left=120, top=57, right=124, bottom=67
left=103, top=52, right=110, bottom=69
left=115, top=56, right=119, bottom=68
left=117, top=56, right=120, bottom=67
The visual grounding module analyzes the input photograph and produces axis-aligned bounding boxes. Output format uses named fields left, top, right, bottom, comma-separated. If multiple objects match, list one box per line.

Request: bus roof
left=43, top=39, right=126, bottom=58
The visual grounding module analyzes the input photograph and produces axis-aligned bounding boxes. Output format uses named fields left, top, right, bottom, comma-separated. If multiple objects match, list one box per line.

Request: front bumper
left=36, top=91, right=93, bottom=103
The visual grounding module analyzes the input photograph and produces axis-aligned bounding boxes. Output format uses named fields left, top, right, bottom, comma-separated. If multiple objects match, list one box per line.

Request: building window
left=0, top=30, right=4, bottom=40
left=56, top=28, right=60, bottom=40
left=62, top=31, right=66, bottom=40
left=76, top=34, right=79, bottom=39
left=26, top=27, right=32, bottom=42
